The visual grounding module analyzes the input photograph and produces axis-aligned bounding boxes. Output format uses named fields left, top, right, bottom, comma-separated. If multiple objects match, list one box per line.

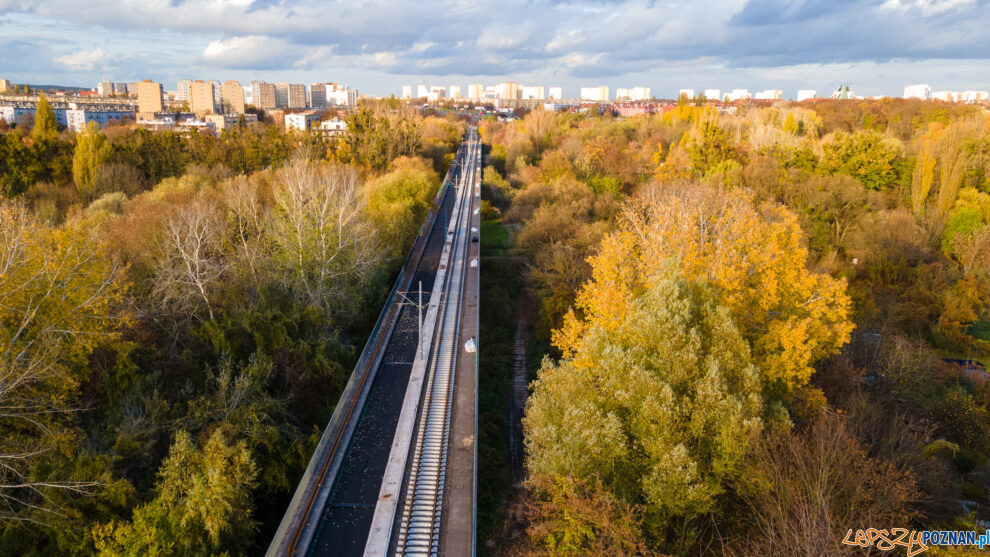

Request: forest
left=0, top=96, right=466, bottom=555
left=477, top=98, right=990, bottom=555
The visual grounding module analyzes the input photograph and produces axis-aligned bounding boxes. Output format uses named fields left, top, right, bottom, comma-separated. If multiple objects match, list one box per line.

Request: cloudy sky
left=1, top=0, right=989, bottom=98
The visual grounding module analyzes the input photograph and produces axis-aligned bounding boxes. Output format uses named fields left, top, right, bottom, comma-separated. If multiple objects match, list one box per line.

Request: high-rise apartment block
left=703, top=89, right=721, bottom=101
left=904, top=84, right=931, bottom=100
left=276, top=82, right=306, bottom=108
left=449, top=85, right=462, bottom=99
left=222, top=81, right=245, bottom=114
left=796, top=89, right=817, bottom=101
left=189, top=80, right=217, bottom=115
left=310, top=83, right=328, bottom=108
left=580, top=86, right=609, bottom=101
left=136, top=79, right=165, bottom=114
left=417, top=85, right=428, bottom=98
left=548, top=87, right=562, bottom=99
left=496, top=82, right=521, bottom=100
left=251, top=81, right=277, bottom=109
left=176, top=79, right=192, bottom=101
left=0, top=79, right=11, bottom=94
left=521, top=86, right=544, bottom=100
left=401, top=85, right=413, bottom=99
left=679, top=88, right=696, bottom=99
left=617, top=87, right=650, bottom=101
left=468, top=84, right=484, bottom=99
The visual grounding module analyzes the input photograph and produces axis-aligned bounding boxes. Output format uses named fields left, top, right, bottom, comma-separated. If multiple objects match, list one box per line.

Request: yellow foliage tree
left=555, top=183, right=854, bottom=394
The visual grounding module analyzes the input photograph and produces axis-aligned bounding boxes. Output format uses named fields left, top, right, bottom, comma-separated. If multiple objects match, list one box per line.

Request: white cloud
left=202, top=35, right=290, bottom=68
left=54, top=48, right=109, bottom=71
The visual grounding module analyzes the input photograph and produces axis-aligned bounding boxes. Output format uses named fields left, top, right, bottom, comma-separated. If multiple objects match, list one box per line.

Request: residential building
left=449, top=85, right=462, bottom=99
left=580, top=86, right=609, bottom=101
left=617, top=86, right=650, bottom=101
left=903, top=84, right=931, bottom=100
left=417, top=85, right=429, bottom=98
left=310, top=83, right=328, bottom=108
left=796, top=89, right=817, bottom=101
left=189, top=80, right=217, bottom=115
left=932, top=91, right=957, bottom=102
left=285, top=111, right=320, bottom=131
left=468, top=84, right=484, bottom=99
left=496, top=82, right=521, bottom=100
left=0, top=79, right=11, bottom=94
left=317, top=117, right=348, bottom=136
left=679, top=88, right=696, bottom=99
left=251, top=81, right=277, bottom=109
left=430, top=86, right=446, bottom=99
left=135, top=80, right=165, bottom=114
left=97, top=81, right=114, bottom=96
left=221, top=81, right=245, bottom=114
left=962, top=90, right=990, bottom=102
left=401, top=85, right=413, bottom=99
left=327, top=89, right=357, bottom=106
left=521, top=86, right=544, bottom=100
left=548, top=87, right=563, bottom=99
left=725, top=88, right=751, bottom=102
left=176, top=79, right=192, bottom=101
left=0, top=106, right=38, bottom=126
left=703, top=89, right=721, bottom=101
left=66, top=108, right=135, bottom=131
left=205, top=113, right=241, bottom=132
left=754, top=89, right=783, bottom=100
left=276, top=82, right=306, bottom=108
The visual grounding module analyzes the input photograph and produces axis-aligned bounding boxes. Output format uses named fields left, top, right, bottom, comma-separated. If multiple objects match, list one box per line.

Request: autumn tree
left=31, top=93, right=58, bottom=142
left=363, top=156, right=439, bottom=259
left=682, top=107, right=732, bottom=177
left=555, top=183, right=853, bottom=397
left=0, top=201, right=129, bottom=522
left=73, top=121, right=111, bottom=198
left=267, top=159, right=381, bottom=316
left=820, top=129, right=903, bottom=190
left=93, top=430, right=257, bottom=556
left=525, top=275, right=763, bottom=551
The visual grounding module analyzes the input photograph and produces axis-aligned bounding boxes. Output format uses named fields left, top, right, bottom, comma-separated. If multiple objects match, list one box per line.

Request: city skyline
left=3, top=1, right=990, bottom=98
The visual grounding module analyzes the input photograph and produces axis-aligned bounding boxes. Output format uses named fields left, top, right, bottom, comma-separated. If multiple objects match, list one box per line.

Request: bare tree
left=267, top=159, right=382, bottom=315
left=152, top=199, right=227, bottom=323
left=0, top=202, right=126, bottom=521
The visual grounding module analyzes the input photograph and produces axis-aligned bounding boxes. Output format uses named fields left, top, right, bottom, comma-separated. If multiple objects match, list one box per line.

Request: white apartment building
left=797, top=89, right=817, bottom=101
left=401, top=85, right=413, bottom=99
left=679, top=88, right=695, bottom=99
left=521, top=86, right=544, bottom=100
left=467, top=84, right=484, bottom=99
left=724, top=89, right=752, bottom=102
left=580, top=86, right=609, bottom=101
left=66, top=108, right=135, bottom=132
left=449, top=86, right=461, bottom=98
left=176, top=79, right=191, bottom=101
left=548, top=87, right=563, bottom=99
left=285, top=112, right=320, bottom=131
left=703, top=89, right=721, bottom=101
left=328, top=89, right=357, bottom=106
left=962, top=90, right=990, bottom=102
left=616, top=86, right=650, bottom=101
left=754, top=89, right=783, bottom=100
left=417, top=85, right=429, bottom=98
left=904, top=84, right=931, bottom=100
left=317, top=117, right=348, bottom=136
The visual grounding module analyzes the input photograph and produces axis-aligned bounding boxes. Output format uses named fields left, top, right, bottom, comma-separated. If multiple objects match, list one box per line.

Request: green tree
left=820, top=129, right=903, bottom=190
left=525, top=275, right=763, bottom=550
left=363, top=156, right=439, bottom=259
left=32, top=93, right=59, bottom=142
left=93, top=430, right=258, bottom=556
left=683, top=108, right=732, bottom=177
left=73, top=121, right=111, bottom=197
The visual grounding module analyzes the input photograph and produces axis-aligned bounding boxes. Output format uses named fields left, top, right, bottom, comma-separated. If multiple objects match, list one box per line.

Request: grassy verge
left=477, top=256, right=520, bottom=554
